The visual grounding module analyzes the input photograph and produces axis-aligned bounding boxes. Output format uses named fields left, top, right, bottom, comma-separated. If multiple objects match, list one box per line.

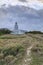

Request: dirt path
left=23, top=45, right=33, bottom=65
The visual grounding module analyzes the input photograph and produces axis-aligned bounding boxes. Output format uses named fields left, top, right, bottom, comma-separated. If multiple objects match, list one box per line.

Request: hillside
left=0, top=33, right=43, bottom=65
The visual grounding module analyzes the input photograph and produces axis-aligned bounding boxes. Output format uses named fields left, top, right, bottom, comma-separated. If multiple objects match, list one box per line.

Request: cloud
left=0, top=5, right=43, bottom=31
left=0, top=0, right=43, bottom=10
left=18, top=0, right=27, bottom=2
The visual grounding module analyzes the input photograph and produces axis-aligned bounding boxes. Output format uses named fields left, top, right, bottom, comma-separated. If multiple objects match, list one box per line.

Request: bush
left=0, top=28, right=11, bottom=35
left=31, top=44, right=43, bottom=53
left=0, top=53, right=4, bottom=59
left=25, top=31, right=43, bottom=34
left=5, top=55, right=15, bottom=63
left=3, top=44, right=25, bottom=57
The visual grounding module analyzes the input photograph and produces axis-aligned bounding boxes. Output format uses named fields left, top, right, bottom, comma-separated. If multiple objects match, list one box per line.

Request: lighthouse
left=14, top=22, right=19, bottom=34
left=11, top=22, right=26, bottom=34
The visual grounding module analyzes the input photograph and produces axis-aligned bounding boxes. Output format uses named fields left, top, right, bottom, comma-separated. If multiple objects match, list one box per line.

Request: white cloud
left=0, top=0, right=43, bottom=10
left=0, top=0, right=18, bottom=6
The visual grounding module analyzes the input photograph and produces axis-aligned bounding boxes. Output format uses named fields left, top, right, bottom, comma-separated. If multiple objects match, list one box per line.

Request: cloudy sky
left=0, top=0, right=43, bottom=10
left=0, top=0, right=43, bottom=31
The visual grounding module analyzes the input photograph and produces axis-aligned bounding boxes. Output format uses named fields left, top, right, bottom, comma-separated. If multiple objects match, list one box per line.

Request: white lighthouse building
left=14, top=22, right=19, bottom=34
left=11, top=22, right=26, bottom=34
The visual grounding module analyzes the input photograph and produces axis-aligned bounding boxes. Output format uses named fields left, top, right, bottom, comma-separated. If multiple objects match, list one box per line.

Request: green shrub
left=3, top=44, right=25, bottom=57
left=5, top=55, right=15, bottom=63
left=25, top=31, right=43, bottom=34
left=0, top=28, right=11, bottom=35
left=0, top=53, right=4, bottom=59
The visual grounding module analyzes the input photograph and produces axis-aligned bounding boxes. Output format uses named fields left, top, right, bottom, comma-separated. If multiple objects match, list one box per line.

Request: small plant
left=5, top=55, right=15, bottom=63
left=3, top=44, right=25, bottom=57
left=0, top=53, right=4, bottom=59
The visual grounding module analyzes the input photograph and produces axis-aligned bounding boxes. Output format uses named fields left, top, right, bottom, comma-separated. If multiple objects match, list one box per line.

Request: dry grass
left=0, top=34, right=43, bottom=65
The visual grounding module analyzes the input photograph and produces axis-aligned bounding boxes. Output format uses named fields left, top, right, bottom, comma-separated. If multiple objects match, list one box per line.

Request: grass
left=31, top=43, right=43, bottom=65
left=0, top=43, right=25, bottom=65
left=0, top=33, right=43, bottom=65
left=0, top=34, right=28, bottom=65
left=0, top=34, right=26, bottom=39
left=3, top=43, right=25, bottom=57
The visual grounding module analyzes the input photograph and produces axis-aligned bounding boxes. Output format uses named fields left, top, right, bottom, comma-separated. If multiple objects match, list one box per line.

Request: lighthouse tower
left=11, top=22, right=26, bottom=34
left=14, top=22, right=19, bottom=34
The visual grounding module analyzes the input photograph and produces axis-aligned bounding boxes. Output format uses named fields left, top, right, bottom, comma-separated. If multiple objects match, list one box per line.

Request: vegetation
left=31, top=43, right=43, bottom=65
left=3, top=44, right=25, bottom=57
left=0, top=42, right=25, bottom=65
left=0, top=28, right=11, bottom=35
left=25, top=31, right=43, bottom=34
left=0, top=32, right=43, bottom=65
